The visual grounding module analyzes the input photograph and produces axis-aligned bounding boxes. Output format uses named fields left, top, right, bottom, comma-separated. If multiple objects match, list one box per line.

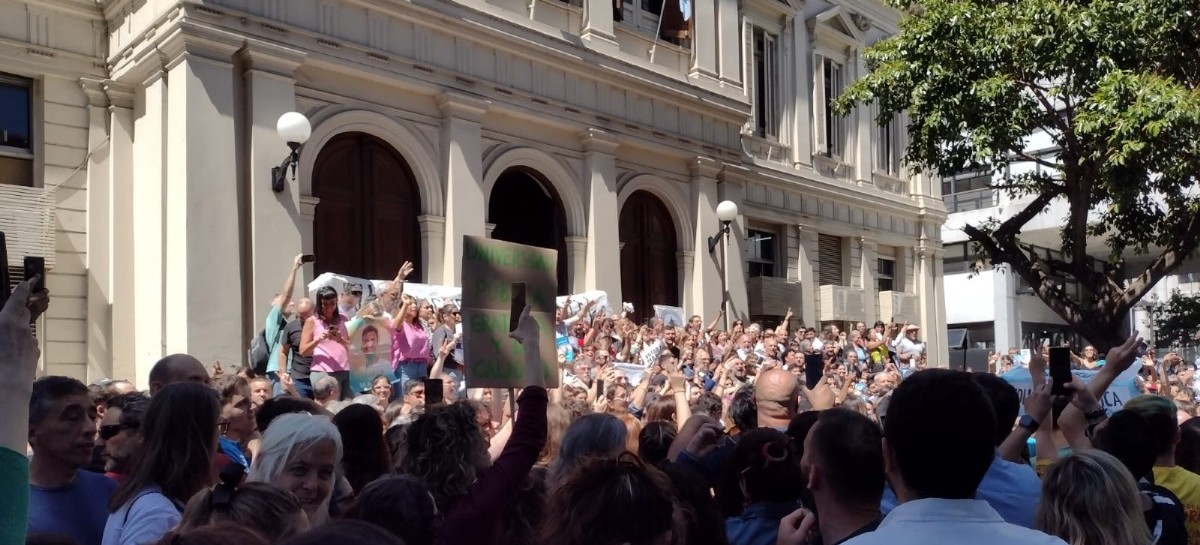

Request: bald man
left=147, top=354, right=210, bottom=396
left=755, top=367, right=801, bottom=431
left=280, top=298, right=316, bottom=399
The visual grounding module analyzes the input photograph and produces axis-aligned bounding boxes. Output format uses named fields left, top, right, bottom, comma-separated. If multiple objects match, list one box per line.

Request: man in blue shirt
left=264, top=254, right=306, bottom=395
left=27, top=376, right=117, bottom=545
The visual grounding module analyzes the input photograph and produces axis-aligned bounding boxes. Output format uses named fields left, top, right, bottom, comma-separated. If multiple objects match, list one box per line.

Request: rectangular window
left=876, top=114, right=902, bottom=176
left=752, top=28, right=780, bottom=140
left=822, top=58, right=845, bottom=159
left=941, top=170, right=995, bottom=212
left=817, top=234, right=844, bottom=286
left=745, top=228, right=777, bottom=278
left=622, top=0, right=663, bottom=34
left=0, top=73, right=33, bottom=187
left=877, top=257, right=896, bottom=292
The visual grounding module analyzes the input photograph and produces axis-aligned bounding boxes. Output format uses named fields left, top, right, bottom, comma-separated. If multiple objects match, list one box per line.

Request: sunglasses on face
left=99, top=423, right=137, bottom=441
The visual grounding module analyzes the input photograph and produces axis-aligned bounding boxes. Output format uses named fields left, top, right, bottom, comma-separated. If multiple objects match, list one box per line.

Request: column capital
left=581, top=128, right=620, bottom=154
left=689, top=156, right=721, bottom=179
left=417, top=214, right=446, bottom=235
left=858, top=236, right=877, bottom=250
left=103, top=80, right=135, bottom=110
left=299, top=195, right=320, bottom=221
left=718, top=162, right=751, bottom=185
left=80, top=78, right=109, bottom=108
left=157, top=23, right=242, bottom=71
left=438, top=92, right=490, bottom=122
left=238, top=39, right=307, bottom=77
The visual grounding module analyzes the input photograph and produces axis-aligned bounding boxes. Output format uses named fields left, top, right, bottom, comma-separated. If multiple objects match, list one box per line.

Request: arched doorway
left=488, top=168, right=569, bottom=294
left=620, top=191, right=679, bottom=322
left=312, top=132, right=422, bottom=281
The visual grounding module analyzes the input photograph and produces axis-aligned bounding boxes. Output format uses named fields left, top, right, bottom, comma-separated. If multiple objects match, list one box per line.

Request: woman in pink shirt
left=301, top=286, right=352, bottom=400
left=390, top=294, right=431, bottom=396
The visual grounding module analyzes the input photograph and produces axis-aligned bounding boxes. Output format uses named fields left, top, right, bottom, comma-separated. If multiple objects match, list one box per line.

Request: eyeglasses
left=217, top=421, right=230, bottom=435
left=99, top=423, right=137, bottom=440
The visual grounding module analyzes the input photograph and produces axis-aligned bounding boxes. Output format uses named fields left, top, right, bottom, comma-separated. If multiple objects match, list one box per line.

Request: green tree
left=836, top=0, right=1200, bottom=351
left=1152, top=291, right=1200, bottom=347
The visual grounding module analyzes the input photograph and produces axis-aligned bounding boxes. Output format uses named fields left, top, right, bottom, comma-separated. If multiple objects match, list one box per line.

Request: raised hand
left=398, top=261, right=415, bottom=281
left=777, top=508, right=817, bottom=545
left=1104, top=335, right=1142, bottom=375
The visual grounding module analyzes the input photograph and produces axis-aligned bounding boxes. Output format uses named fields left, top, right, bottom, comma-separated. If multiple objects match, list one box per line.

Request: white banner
left=654, top=305, right=685, bottom=328
left=1000, top=364, right=1141, bottom=416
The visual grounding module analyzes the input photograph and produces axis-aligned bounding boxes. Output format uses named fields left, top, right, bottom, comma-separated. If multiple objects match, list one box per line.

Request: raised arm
left=429, top=336, right=456, bottom=379
left=774, top=308, right=793, bottom=338
left=391, top=297, right=414, bottom=332
left=272, top=254, right=305, bottom=308
left=1057, top=336, right=1140, bottom=445
left=706, top=306, right=724, bottom=333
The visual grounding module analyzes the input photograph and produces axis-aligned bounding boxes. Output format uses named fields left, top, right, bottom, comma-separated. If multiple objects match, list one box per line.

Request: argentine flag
left=679, top=0, right=692, bottom=20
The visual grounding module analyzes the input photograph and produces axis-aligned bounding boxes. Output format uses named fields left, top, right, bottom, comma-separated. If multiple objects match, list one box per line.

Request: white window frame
left=876, top=110, right=903, bottom=177
left=751, top=27, right=781, bottom=140
left=819, top=57, right=846, bottom=159
left=745, top=226, right=780, bottom=278
left=877, top=256, right=896, bottom=293
left=622, top=0, right=662, bottom=36
left=0, top=73, right=35, bottom=188
left=808, top=7, right=863, bottom=165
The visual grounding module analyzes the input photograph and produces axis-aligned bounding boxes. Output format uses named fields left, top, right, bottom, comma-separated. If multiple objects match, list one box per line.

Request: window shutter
left=818, top=234, right=843, bottom=286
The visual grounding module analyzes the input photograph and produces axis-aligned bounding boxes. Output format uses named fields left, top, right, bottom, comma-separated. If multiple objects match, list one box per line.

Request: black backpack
left=248, top=319, right=286, bottom=376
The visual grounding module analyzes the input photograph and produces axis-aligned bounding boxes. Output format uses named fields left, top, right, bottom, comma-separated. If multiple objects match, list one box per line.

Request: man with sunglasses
left=95, top=393, right=149, bottom=481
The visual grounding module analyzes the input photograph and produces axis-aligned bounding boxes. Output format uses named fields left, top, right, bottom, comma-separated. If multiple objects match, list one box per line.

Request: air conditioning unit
left=818, top=285, right=865, bottom=322
left=747, top=276, right=804, bottom=318
left=879, top=291, right=920, bottom=323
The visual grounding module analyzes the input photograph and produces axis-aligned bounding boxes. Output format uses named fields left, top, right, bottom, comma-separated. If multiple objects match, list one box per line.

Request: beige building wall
left=0, top=0, right=949, bottom=386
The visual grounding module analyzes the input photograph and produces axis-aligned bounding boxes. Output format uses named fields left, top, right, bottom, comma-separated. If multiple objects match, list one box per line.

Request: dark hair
left=716, top=428, right=804, bottom=517
left=884, top=369, right=995, bottom=500
left=361, top=325, right=380, bottom=340
left=177, top=474, right=305, bottom=543
left=1124, top=396, right=1180, bottom=457
left=399, top=401, right=488, bottom=508
left=538, top=454, right=674, bottom=545
left=277, top=520, right=406, bottom=545
left=550, top=413, right=628, bottom=487
left=638, top=421, right=678, bottom=466
left=690, top=392, right=723, bottom=421
left=658, top=462, right=730, bottom=545
left=107, top=393, right=150, bottom=430
left=971, top=373, right=1020, bottom=446
left=25, top=535, right=81, bottom=545
left=1094, top=410, right=1158, bottom=482
left=727, top=386, right=757, bottom=432
left=812, top=408, right=885, bottom=505
left=503, top=469, right=548, bottom=545
left=256, top=396, right=323, bottom=433
left=109, top=383, right=220, bottom=511
left=315, top=286, right=341, bottom=324
left=645, top=395, right=677, bottom=424
left=1178, top=417, right=1200, bottom=476
left=332, top=403, right=392, bottom=493
left=560, top=398, right=593, bottom=423
left=215, top=375, right=250, bottom=407
left=785, top=411, right=821, bottom=459
left=346, top=474, right=438, bottom=545
left=30, top=376, right=89, bottom=426
left=153, top=523, right=269, bottom=545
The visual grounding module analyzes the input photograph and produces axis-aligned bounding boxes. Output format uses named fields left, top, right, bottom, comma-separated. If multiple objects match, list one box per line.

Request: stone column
left=791, top=16, right=812, bottom=167
left=860, top=236, right=878, bottom=323
left=240, top=42, right=307, bottom=327
left=794, top=224, right=818, bottom=328
left=581, top=0, right=619, bottom=51
left=689, top=158, right=723, bottom=319
left=717, top=0, right=742, bottom=85
left=438, top=93, right=489, bottom=286
left=82, top=79, right=113, bottom=382
left=418, top=215, right=446, bottom=283
left=106, top=81, right=136, bottom=383
left=131, top=66, right=168, bottom=382
left=853, top=50, right=872, bottom=185
left=690, top=0, right=719, bottom=81
left=161, top=32, right=244, bottom=366
left=718, top=164, right=749, bottom=322
left=678, top=250, right=695, bottom=312
left=914, top=243, right=942, bottom=367
left=581, top=128, right=621, bottom=303
left=930, top=247, right=949, bottom=365
left=992, top=262, right=1020, bottom=353
left=565, top=236, right=588, bottom=294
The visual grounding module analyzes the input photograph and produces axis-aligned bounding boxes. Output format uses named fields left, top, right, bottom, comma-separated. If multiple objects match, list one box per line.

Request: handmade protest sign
left=654, top=305, right=685, bottom=328
left=1001, top=363, right=1140, bottom=416
left=461, top=236, right=559, bottom=388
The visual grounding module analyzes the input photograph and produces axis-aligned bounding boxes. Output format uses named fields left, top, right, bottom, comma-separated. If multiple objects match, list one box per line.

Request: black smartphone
left=596, top=378, right=605, bottom=396
left=425, top=378, right=444, bottom=406
left=509, top=282, right=526, bottom=333
left=804, top=354, right=824, bottom=390
left=0, top=232, right=10, bottom=310
left=24, top=256, right=45, bottom=294
left=1049, top=346, right=1072, bottom=396
left=300, top=254, right=316, bottom=263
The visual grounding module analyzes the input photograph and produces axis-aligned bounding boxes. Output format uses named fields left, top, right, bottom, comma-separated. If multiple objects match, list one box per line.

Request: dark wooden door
left=620, top=191, right=678, bottom=322
left=312, top=132, right=422, bottom=281
left=488, top=168, right=570, bottom=294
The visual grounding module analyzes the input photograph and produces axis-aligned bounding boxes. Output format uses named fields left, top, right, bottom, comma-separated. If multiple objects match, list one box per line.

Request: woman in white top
left=248, top=412, right=343, bottom=527
left=103, top=383, right=220, bottom=545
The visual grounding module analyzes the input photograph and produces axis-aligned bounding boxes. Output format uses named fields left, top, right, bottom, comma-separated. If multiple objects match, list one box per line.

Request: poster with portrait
left=347, top=315, right=395, bottom=395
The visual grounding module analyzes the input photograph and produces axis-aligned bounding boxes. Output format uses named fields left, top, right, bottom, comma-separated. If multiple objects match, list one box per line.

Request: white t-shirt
left=102, top=488, right=182, bottom=545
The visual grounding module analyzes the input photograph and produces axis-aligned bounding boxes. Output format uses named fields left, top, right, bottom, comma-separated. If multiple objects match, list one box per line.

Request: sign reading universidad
left=461, top=236, right=559, bottom=389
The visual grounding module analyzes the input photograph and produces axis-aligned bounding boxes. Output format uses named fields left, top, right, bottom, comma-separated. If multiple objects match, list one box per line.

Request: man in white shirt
left=890, top=324, right=926, bottom=368
left=841, top=369, right=1066, bottom=545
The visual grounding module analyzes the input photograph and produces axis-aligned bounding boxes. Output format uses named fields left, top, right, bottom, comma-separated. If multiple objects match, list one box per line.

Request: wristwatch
left=1018, top=414, right=1040, bottom=432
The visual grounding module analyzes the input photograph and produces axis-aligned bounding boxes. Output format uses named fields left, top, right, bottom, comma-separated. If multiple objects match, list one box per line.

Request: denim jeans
left=391, top=360, right=429, bottom=402
left=292, top=377, right=314, bottom=400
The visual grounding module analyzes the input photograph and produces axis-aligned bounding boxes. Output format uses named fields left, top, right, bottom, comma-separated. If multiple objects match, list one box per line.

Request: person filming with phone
left=301, top=286, right=352, bottom=401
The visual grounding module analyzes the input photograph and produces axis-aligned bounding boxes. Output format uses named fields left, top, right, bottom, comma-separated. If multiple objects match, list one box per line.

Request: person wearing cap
left=339, top=284, right=363, bottom=321
left=891, top=323, right=926, bottom=369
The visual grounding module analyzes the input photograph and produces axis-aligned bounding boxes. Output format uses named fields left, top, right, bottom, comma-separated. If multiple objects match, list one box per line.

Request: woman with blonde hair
left=1037, top=449, right=1153, bottom=545
left=537, top=402, right=571, bottom=468
left=248, top=412, right=343, bottom=526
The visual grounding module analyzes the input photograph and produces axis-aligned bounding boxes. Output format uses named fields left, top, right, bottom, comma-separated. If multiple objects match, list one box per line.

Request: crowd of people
left=4, top=254, right=1200, bottom=545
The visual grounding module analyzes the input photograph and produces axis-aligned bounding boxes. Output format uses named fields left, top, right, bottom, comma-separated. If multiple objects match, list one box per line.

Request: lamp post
left=271, top=112, right=312, bottom=193
left=708, top=200, right=738, bottom=329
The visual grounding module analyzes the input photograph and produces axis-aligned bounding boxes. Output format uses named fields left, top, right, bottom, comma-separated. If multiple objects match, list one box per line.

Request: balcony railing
left=943, top=189, right=998, bottom=213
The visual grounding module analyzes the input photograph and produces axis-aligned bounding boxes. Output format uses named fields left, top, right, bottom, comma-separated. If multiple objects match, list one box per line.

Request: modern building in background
left=941, top=130, right=1200, bottom=352
left=0, top=0, right=947, bottom=386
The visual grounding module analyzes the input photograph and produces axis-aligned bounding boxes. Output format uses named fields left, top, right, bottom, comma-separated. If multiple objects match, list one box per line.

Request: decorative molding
left=616, top=173, right=695, bottom=252
left=688, top=156, right=721, bottom=179
left=299, top=195, right=320, bottom=221
left=238, top=39, right=308, bottom=77
left=80, top=78, right=109, bottom=108
left=437, top=92, right=490, bottom=122
left=103, top=80, right=136, bottom=110
left=580, top=128, right=620, bottom=154
left=482, top=146, right=586, bottom=237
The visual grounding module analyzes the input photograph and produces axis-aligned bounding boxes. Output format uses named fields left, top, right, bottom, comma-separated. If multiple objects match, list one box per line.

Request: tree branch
left=994, top=191, right=1061, bottom=241
left=1119, top=203, right=1200, bottom=312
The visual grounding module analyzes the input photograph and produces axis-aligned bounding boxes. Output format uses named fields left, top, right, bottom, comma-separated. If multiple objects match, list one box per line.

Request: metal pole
left=722, top=230, right=729, bottom=330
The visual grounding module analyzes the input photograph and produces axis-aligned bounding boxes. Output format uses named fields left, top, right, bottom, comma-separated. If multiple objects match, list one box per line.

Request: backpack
left=248, top=318, right=286, bottom=376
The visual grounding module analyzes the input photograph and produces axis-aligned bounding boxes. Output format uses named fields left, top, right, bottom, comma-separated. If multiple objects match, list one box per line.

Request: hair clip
left=210, top=462, right=246, bottom=509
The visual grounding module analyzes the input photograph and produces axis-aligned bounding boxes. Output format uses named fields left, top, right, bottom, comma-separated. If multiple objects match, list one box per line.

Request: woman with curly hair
left=397, top=387, right=547, bottom=545
left=539, top=453, right=675, bottom=545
